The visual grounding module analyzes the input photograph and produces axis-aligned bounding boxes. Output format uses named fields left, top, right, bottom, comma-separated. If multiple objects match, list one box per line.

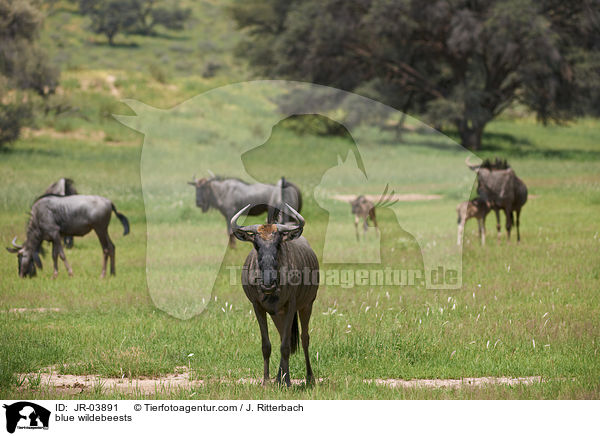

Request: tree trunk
left=458, top=121, right=485, bottom=151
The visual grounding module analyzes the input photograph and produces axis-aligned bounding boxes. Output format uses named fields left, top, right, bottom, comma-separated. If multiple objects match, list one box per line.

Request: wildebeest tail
left=284, top=179, right=303, bottom=213
left=111, top=204, right=130, bottom=235
left=291, top=312, right=299, bottom=354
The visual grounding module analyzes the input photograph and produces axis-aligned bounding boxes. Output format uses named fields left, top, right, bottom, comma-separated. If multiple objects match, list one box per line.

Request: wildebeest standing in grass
left=456, top=197, right=490, bottom=245
left=44, top=178, right=78, bottom=248
left=466, top=157, right=528, bottom=241
left=188, top=175, right=303, bottom=247
left=231, top=204, right=319, bottom=387
left=6, top=195, right=129, bottom=278
left=350, top=195, right=379, bottom=241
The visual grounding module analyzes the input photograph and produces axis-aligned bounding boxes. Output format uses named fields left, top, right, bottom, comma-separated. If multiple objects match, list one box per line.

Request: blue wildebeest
left=231, top=204, right=319, bottom=387
left=44, top=178, right=78, bottom=248
left=6, top=195, right=129, bottom=278
left=456, top=197, right=491, bottom=245
left=466, top=157, right=528, bottom=241
left=188, top=175, right=303, bottom=247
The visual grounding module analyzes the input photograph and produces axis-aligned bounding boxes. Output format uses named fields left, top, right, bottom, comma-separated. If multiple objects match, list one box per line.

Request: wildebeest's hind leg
left=505, top=209, right=513, bottom=241
left=354, top=215, right=360, bottom=241
left=253, top=303, right=271, bottom=386
left=515, top=208, right=522, bottom=242
left=94, top=228, right=115, bottom=277
left=494, top=209, right=501, bottom=242
left=370, top=209, right=379, bottom=236
left=299, top=303, right=315, bottom=385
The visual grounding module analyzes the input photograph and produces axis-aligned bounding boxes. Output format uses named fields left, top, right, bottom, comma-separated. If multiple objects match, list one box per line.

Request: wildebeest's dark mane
left=32, top=193, right=67, bottom=204
left=480, top=158, right=510, bottom=170
left=23, top=211, right=45, bottom=256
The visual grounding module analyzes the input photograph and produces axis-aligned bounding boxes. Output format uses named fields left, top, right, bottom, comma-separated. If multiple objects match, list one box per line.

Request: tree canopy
left=79, top=0, right=192, bottom=45
left=230, top=0, right=600, bottom=149
left=0, top=0, right=59, bottom=147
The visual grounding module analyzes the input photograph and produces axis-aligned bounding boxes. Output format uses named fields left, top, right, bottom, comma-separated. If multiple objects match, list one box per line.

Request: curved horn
left=207, top=169, right=215, bottom=178
left=230, top=204, right=253, bottom=232
left=465, top=155, right=481, bottom=171
left=187, top=174, right=197, bottom=186
left=11, top=236, right=22, bottom=249
left=277, top=203, right=305, bottom=232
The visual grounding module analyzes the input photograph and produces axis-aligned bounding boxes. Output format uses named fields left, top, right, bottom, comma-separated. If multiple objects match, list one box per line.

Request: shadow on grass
left=0, top=147, right=61, bottom=158
left=87, top=41, right=140, bottom=49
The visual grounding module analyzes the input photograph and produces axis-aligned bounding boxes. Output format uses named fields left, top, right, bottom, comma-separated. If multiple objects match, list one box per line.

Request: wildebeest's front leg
left=52, top=238, right=73, bottom=278
left=299, top=303, right=315, bottom=385
left=253, top=303, right=271, bottom=386
left=494, top=209, right=501, bottom=242
left=273, top=303, right=297, bottom=387
left=354, top=215, right=360, bottom=241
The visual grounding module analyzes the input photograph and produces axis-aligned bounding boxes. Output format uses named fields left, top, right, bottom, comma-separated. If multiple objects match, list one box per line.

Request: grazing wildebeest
left=231, top=203, right=319, bottom=387
left=6, top=195, right=129, bottom=278
left=456, top=197, right=491, bottom=246
left=44, top=178, right=78, bottom=248
left=350, top=195, right=379, bottom=241
left=188, top=175, right=303, bottom=247
left=466, top=157, right=528, bottom=241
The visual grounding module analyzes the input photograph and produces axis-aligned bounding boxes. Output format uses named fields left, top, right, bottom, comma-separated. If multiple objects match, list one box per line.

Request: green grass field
left=0, top=1, right=599, bottom=400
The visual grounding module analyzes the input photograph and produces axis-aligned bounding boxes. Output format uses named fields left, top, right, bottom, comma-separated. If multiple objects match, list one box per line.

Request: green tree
left=79, top=0, right=191, bottom=44
left=0, top=0, right=58, bottom=148
left=79, top=0, right=138, bottom=45
left=231, top=0, right=600, bottom=150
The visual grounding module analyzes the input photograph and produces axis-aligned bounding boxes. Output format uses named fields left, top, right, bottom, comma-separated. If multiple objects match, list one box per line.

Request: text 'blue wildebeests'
left=6, top=195, right=129, bottom=278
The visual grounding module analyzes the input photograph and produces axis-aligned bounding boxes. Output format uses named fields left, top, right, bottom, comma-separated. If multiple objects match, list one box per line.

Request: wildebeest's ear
left=232, top=228, right=255, bottom=242
left=281, top=227, right=303, bottom=242
left=6, top=247, right=19, bottom=254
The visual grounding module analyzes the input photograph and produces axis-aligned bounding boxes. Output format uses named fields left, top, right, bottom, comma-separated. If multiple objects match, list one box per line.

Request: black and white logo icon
left=3, top=402, right=50, bottom=434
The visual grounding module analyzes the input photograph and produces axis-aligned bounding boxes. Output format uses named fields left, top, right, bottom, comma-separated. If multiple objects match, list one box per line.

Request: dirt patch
left=22, top=127, right=106, bottom=142
left=333, top=193, right=443, bottom=202
left=8, top=308, right=61, bottom=314
left=18, top=366, right=545, bottom=394
left=18, top=368, right=320, bottom=395
left=366, top=376, right=543, bottom=389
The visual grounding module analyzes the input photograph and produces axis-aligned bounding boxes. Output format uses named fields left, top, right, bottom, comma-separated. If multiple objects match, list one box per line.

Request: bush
left=0, top=96, right=32, bottom=148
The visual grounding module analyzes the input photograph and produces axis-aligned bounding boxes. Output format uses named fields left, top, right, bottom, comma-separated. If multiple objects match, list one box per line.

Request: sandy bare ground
left=333, top=193, right=443, bottom=202
left=18, top=368, right=322, bottom=394
left=367, top=376, right=543, bottom=389
left=8, top=308, right=61, bottom=314
left=18, top=367, right=543, bottom=394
